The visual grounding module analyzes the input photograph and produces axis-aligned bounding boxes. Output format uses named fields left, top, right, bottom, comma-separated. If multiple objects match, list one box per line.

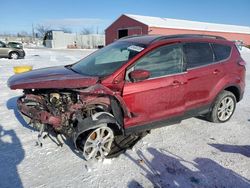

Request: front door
left=122, top=43, right=186, bottom=128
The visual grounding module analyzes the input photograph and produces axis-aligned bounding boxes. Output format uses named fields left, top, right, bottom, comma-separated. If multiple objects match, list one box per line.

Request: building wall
left=149, top=27, right=250, bottom=45
left=51, top=31, right=69, bottom=48
left=45, top=31, right=105, bottom=49
left=105, top=15, right=148, bottom=45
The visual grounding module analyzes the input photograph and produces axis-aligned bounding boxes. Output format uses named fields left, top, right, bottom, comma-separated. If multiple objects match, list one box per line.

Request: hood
left=8, top=65, right=99, bottom=89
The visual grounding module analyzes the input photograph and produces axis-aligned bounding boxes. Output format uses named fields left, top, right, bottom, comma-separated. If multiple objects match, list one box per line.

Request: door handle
left=171, top=80, right=181, bottom=86
left=213, top=69, right=220, bottom=75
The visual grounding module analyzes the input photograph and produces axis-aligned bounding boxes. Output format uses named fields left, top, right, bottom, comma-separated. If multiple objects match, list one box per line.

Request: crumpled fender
left=73, top=112, right=122, bottom=150
left=76, top=84, right=131, bottom=118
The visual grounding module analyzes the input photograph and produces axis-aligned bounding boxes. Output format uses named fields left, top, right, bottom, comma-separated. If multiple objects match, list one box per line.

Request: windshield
left=71, top=41, right=146, bottom=77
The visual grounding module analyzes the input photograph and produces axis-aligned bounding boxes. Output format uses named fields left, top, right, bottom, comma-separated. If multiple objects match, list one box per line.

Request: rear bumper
left=19, top=51, right=25, bottom=58
left=239, top=91, right=244, bottom=101
left=239, top=77, right=245, bottom=102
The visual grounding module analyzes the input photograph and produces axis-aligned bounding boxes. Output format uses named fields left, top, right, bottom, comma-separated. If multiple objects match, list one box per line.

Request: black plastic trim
left=124, top=104, right=211, bottom=135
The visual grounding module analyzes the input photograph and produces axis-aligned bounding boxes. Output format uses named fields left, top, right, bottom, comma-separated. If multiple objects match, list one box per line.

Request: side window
left=183, top=43, right=214, bottom=69
left=131, top=44, right=184, bottom=79
left=0, top=41, right=5, bottom=48
left=212, top=43, right=231, bottom=61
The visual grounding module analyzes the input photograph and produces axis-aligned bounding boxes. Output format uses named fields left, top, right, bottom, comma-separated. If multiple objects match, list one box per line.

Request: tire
left=75, top=125, right=147, bottom=160
left=107, top=132, right=148, bottom=158
left=207, top=90, right=236, bottom=123
left=9, top=52, right=19, bottom=59
left=77, top=126, right=115, bottom=160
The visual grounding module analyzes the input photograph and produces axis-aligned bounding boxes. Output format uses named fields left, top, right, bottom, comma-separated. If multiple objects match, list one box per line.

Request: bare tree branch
left=36, top=24, right=51, bottom=37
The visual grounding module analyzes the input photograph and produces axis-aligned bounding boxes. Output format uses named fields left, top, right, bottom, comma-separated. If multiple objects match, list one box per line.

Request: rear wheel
left=207, top=90, right=236, bottom=123
left=9, top=52, right=19, bottom=59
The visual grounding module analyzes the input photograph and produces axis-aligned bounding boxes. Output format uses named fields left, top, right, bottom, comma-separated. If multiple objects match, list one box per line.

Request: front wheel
left=82, top=126, right=115, bottom=160
left=207, top=90, right=236, bottom=123
left=75, top=125, right=147, bottom=160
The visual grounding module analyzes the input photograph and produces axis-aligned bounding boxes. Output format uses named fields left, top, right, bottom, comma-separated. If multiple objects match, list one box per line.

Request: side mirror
left=129, top=69, right=150, bottom=82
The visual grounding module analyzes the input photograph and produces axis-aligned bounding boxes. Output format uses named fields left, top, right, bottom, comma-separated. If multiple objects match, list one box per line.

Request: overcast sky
left=1, top=0, right=250, bottom=34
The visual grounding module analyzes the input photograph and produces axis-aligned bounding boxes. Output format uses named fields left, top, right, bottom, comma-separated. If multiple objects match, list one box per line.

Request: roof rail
left=153, top=34, right=226, bottom=42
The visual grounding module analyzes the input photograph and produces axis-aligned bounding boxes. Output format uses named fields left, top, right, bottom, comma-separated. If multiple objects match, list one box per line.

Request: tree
left=36, top=24, right=51, bottom=38
left=80, top=27, right=93, bottom=35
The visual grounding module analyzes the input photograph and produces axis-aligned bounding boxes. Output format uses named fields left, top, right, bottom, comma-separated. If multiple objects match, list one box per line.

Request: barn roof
left=124, top=14, right=250, bottom=34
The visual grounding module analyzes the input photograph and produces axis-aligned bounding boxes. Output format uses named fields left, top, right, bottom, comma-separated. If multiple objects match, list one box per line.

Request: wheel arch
left=211, top=83, right=241, bottom=105
left=208, top=83, right=241, bottom=114
left=73, top=111, right=123, bottom=150
left=224, top=85, right=241, bottom=102
left=9, top=50, right=20, bottom=58
left=77, top=84, right=131, bottom=118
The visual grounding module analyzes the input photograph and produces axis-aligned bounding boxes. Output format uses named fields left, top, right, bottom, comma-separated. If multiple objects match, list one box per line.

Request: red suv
left=8, top=34, right=246, bottom=160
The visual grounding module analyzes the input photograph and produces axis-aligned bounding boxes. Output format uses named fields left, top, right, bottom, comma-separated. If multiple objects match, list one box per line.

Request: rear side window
left=183, top=43, right=214, bottom=69
left=212, top=43, right=231, bottom=61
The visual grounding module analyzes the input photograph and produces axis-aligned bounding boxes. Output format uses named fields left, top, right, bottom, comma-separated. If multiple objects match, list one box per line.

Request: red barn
left=105, top=14, right=250, bottom=45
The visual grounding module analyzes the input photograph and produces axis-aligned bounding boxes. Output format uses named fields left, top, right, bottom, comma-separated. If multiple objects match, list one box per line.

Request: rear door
left=123, top=43, right=186, bottom=128
left=0, top=41, right=8, bottom=57
left=0, top=41, right=6, bottom=57
left=183, top=42, right=225, bottom=110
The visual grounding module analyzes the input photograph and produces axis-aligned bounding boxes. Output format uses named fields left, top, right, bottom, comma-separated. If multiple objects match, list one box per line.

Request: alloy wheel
left=83, top=126, right=114, bottom=160
left=217, top=96, right=235, bottom=121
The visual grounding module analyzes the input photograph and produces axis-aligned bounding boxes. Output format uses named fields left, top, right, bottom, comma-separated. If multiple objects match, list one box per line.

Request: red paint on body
left=9, top=35, right=246, bottom=130
left=8, top=66, right=98, bottom=89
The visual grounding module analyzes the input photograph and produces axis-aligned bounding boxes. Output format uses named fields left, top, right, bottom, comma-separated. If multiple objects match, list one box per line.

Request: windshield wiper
left=65, top=65, right=80, bottom=74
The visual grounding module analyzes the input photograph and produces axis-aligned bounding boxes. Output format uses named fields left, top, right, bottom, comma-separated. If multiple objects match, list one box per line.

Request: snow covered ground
left=0, top=47, right=249, bottom=188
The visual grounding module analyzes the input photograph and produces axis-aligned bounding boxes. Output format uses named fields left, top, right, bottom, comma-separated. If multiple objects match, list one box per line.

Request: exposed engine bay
left=18, top=88, right=120, bottom=136
left=19, top=90, right=106, bottom=134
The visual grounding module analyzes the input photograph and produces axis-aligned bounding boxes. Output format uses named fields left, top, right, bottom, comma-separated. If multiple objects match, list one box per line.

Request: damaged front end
left=16, top=85, right=146, bottom=160
left=17, top=85, right=125, bottom=150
